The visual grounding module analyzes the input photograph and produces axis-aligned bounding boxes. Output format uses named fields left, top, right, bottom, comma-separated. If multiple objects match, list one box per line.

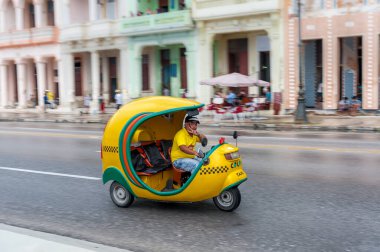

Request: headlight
left=224, top=151, right=240, bottom=160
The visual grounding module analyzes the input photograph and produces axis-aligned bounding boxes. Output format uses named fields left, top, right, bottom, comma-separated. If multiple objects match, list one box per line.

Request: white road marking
left=0, top=166, right=101, bottom=180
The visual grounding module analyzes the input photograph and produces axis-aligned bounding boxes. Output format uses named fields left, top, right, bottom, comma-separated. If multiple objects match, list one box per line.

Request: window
left=159, top=0, right=169, bottom=13
left=106, top=0, right=116, bottom=19
left=142, top=55, right=150, bottom=91
left=47, top=0, right=55, bottom=26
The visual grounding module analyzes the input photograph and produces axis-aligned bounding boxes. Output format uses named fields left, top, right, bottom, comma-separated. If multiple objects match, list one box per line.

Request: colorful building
left=285, top=0, right=380, bottom=111
left=193, top=0, right=284, bottom=105
left=2, top=0, right=378, bottom=113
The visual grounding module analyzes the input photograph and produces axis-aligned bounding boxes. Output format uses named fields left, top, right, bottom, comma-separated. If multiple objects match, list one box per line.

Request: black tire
left=213, top=187, right=241, bottom=212
left=110, top=181, right=134, bottom=208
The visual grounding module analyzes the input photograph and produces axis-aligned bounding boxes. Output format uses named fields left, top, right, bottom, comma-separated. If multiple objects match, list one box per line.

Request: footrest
left=172, top=166, right=190, bottom=186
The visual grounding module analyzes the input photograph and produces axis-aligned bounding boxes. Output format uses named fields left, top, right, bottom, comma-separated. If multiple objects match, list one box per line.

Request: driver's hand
left=197, top=150, right=205, bottom=158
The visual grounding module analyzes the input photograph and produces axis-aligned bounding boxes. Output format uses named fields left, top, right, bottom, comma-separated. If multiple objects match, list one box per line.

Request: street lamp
left=294, top=0, right=308, bottom=123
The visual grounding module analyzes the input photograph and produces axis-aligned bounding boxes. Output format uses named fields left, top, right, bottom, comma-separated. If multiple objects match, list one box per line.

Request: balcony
left=60, top=19, right=119, bottom=42
left=193, top=0, right=279, bottom=20
left=120, top=10, right=194, bottom=36
left=0, top=27, right=58, bottom=48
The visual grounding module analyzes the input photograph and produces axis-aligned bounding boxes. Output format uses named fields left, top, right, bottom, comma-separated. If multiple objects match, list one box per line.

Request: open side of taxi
left=101, top=96, right=247, bottom=211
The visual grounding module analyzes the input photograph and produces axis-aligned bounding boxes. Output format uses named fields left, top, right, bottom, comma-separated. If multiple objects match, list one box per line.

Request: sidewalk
left=0, top=224, right=130, bottom=252
left=0, top=108, right=380, bottom=133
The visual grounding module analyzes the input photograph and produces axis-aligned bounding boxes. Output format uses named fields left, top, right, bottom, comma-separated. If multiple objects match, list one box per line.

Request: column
left=102, top=55, right=110, bottom=103
left=0, top=9, right=6, bottom=32
left=16, top=60, right=27, bottom=108
left=34, top=0, right=43, bottom=27
left=54, top=0, right=63, bottom=26
left=89, top=0, right=97, bottom=21
left=90, top=51, right=100, bottom=113
left=0, top=62, right=8, bottom=108
left=120, top=47, right=129, bottom=103
left=185, top=43, right=196, bottom=98
left=196, top=28, right=214, bottom=104
left=126, top=45, right=142, bottom=99
left=36, top=58, right=47, bottom=110
left=57, top=58, right=67, bottom=109
left=170, top=47, right=180, bottom=97
left=8, top=63, right=16, bottom=106
left=60, top=0, right=71, bottom=26
left=362, top=12, right=379, bottom=110
left=323, top=17, right=338, bottom=109
left=123, top=0, right=138, bottom=17
left=248, top=33, right=257, bottom=96
left=15, top=7, right=24, bottom=30
left=269, top=32, right=281, bottom=94
left=185, top=0, right=191, bottom=9
left=46, top=58, right=55, bottom=93
left=62, top=53, right=75, bottom=109
left=26, top=60, right=36, bottom=106
left=82, top=53, right=91, bottom=96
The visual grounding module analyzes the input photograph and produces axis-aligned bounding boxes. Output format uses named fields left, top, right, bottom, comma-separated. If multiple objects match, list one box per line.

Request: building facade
left=193, top=0, right=284, bottom=104
left=9, top=1, right=373, bottom=114
left=0, top=0, right=59, bottom=110
left=285, top=0, right=380, bottom=111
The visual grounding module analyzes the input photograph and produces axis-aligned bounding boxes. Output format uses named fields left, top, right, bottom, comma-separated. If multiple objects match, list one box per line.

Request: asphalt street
left=0, top=122, right=379, bottom=252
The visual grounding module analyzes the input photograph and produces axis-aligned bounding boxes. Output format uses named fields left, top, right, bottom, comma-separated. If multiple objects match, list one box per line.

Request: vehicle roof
left=118, top=96, right=202, bottom=115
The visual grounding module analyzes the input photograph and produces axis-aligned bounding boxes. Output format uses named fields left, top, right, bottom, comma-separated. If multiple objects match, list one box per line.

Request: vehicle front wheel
left=213, top=187, right=241, bottom=212
left=110, top=181, right=134, bottom=208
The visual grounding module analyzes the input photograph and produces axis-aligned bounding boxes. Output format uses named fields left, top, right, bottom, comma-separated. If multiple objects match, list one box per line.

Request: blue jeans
left=173, top=157, right=202, bottom=174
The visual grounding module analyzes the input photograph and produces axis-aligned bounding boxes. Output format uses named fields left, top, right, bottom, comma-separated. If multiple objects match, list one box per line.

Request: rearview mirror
left=233, top=131, right=238, bottom=139
left=201, top=137, right=208, bottom=147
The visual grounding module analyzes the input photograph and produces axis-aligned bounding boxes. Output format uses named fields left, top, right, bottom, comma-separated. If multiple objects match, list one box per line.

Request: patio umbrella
left=200, top=72, right=270, bottom=87
left=248, top=77, right=270, bottom=87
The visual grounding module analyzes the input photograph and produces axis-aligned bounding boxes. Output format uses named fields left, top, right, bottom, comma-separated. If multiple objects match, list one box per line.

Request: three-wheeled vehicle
left=101, top=96, right=247, bottom=211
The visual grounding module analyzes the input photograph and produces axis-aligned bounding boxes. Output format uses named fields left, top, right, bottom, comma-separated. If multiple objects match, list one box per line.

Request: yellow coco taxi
left=101, top=96, right=247, bottom=212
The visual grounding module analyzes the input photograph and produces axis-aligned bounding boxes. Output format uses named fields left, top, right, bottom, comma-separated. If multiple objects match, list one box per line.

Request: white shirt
left=115, top=93, right=123, bottom=105
left=317, top=83, right=323, bottom=93
left=84, top=96, right=91, bottom=107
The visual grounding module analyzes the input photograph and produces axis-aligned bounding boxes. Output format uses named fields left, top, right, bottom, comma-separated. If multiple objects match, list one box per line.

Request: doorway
left=180, top=48, right=187, bottom=90
left=109, top=57, right=117, bottom=102
left=160, top=49, right=171, bottom=94
left=74, top=58, right=82, bottom=96
left=303, top=39, right=323, bottom=108
left=338, top=37, right=362, bottom=103
left=228, top=38, right=248, bottom=94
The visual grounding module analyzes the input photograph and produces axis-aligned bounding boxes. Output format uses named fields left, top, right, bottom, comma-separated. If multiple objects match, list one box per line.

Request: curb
left=1, top=117, right=380, bottom=133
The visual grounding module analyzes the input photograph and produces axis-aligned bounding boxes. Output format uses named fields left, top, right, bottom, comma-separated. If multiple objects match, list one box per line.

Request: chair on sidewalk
left=231, top=106, right=245, bottom=122
left=213, top=107, right=228, bottom=121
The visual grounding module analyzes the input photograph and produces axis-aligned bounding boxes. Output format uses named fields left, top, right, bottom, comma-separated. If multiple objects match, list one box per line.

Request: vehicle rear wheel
left=213, top=187, right=241, bottom=212
left=110, top=181, right=134, bottom=208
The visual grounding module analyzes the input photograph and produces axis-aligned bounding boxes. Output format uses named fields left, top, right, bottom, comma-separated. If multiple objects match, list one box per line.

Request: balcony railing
left=60, top=19, right=118, bottom=42
left=0, top=27, right=58, bottom=47
left=193, top=0, right=279, bottom=19
left=120, top=9, right=194, bottom=36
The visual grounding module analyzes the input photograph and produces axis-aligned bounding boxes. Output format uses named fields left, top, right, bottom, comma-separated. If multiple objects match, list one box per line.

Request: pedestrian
left=338, top=97, right=350, bottom=112
left=317, top=82, right=323, bottom=102
left=47, top=90, right=55, bottom=109
left=43, top=91, right=50, bottom=112
left=226, top=88, right=237, bottom=106
left=99, top=94, right=105, bottom=114
left=83, top=94, right=91, bottom=114
left=349, top=96, right=361, bottom=115
left=163, top=87, right=170, bottom=96
left=114, top=90, right=123, bottom=110
left=181, top=89, right=188, bottom=98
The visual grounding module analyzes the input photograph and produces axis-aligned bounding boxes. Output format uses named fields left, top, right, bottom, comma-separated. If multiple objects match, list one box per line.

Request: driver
left=171, top=115, right=207, bottom=174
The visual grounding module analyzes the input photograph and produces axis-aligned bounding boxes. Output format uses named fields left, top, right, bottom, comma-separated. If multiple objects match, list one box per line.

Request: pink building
left=285, top=0, right=380, bottom=111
